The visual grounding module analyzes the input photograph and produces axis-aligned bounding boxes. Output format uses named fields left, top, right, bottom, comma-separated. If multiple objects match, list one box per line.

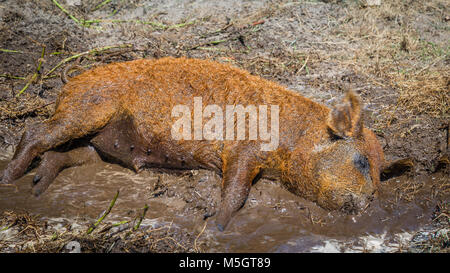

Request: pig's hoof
left=31, top=171, right=53, bottom=197
left=32, top=174, right=41, bottom=185
left=31, top=175, right=51, bottom=197
left=31, top=151, right=66, bottom=196
left=217, top=223, right=225, bottom=232
left=215, top=211, right=230, bottom=231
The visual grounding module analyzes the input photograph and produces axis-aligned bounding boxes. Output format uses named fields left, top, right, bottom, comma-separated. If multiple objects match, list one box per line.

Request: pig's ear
left=327, top=91, right=363, bottom=139
left=380, top=158, right=414, bottom=181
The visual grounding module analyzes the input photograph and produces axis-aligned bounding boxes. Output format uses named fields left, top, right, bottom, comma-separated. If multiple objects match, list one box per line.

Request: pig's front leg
left=216, top=147, right=261, bottom=231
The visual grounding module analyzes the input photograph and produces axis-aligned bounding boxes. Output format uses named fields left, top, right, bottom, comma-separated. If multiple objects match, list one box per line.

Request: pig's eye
left=353, top=154, right=370, bottom=175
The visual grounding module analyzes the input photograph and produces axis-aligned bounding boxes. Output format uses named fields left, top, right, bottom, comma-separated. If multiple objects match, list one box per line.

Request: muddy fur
left=1, top=57, right=391, bottom=231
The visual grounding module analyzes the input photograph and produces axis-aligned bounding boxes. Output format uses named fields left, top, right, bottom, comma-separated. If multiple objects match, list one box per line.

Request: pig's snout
left=340, top=192, right=375, bottom=214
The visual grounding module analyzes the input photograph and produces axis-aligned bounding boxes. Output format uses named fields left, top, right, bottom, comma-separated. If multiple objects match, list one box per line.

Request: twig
left=188, top=39, right=228, bottom=51
left=75, top=18, right=195, bottom=30
left=113, top=220, right=130, bottom=227
left=133, top=204, right=149, bottom=231
left=0, top=74, right=25, bottom=80
left=52, top=0, right=82, bottom=26
left=0, top=48, right=22, bottom=53
left=296, top=55, right=309, bottom=75
left=168, top=21, right=196, bottom=30
left=194, top=220, right=208, bottom=252
left=196, top=47, right=224, bottom=52
left=252, top=20, right=265, bottom=26
left=44, top=44, right=132, bottom=78
left=93, top=0, right=112, bottom=11
left=86, top=190, right=119, bottom=234
left=16, top=46, right=45, bottom=96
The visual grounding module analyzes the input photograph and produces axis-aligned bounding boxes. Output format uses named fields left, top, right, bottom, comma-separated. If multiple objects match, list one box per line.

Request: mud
left=0, top=0, right=449, bottom=252
left=0, top=147, right=448, bottom=252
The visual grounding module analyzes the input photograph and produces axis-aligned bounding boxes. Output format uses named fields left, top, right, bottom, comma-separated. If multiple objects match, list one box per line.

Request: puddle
left=0, top=148, right=447, bottom=252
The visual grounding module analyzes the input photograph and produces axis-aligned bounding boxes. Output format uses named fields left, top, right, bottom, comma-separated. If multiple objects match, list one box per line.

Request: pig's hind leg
left=0, top=99, right=118, bottom=186
left=31, top=146, right=101, bottom=196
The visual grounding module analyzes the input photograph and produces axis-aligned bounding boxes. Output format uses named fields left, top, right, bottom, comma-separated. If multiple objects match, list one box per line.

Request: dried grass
left=333, top=0, right=449, bottom=118
left=409, top=202, right=449, bottom=253
left=0, top=94, right=54, bottom=121
left=0, top=210, right=197, bottom=253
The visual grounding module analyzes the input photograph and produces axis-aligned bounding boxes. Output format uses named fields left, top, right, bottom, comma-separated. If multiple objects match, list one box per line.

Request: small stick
left=52, top=0, right=82, bottom=25
left=0, top=74, right=25, bottom=80
left=188, top=39, right=228, bottom=51
left=133, top=204, right=149, bottom=231
left=44, top=44, right=132, bottom=78
left=86, top=190, right=119, bottom=234
left=167, top=21, right=195, bottom=30
left=251, top=20, right=265, bottom=26
left=16, top=46, right=45, bottom=96
left=296, top=55, right=309, bottom=75
left=75, top=18, right=195, bottom=30
left=113, top=220, right=130, bottom=227
left=0, top=48, right=22, bottom=53
left=194, top=220, right=208, bottom=252
left=93, top=0, right=112, bottom=11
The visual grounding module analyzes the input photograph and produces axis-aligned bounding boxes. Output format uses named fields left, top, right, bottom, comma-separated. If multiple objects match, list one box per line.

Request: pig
left=0, top=57, right=405, bottom=231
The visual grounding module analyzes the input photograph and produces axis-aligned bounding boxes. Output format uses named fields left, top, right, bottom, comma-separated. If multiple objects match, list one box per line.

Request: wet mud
left=0, top=148, right=448, bottom=252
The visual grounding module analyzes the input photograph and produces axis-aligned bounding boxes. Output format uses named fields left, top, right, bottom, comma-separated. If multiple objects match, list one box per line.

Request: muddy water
left=0, top=148, right=446, bottom=252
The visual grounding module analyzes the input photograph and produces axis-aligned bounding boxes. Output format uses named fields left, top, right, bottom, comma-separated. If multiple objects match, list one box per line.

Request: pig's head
left=308, top=92, right=386, bottom=213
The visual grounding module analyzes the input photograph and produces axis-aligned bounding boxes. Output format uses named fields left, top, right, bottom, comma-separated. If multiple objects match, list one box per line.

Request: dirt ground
left=0, top=0, right=448, bottom=253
